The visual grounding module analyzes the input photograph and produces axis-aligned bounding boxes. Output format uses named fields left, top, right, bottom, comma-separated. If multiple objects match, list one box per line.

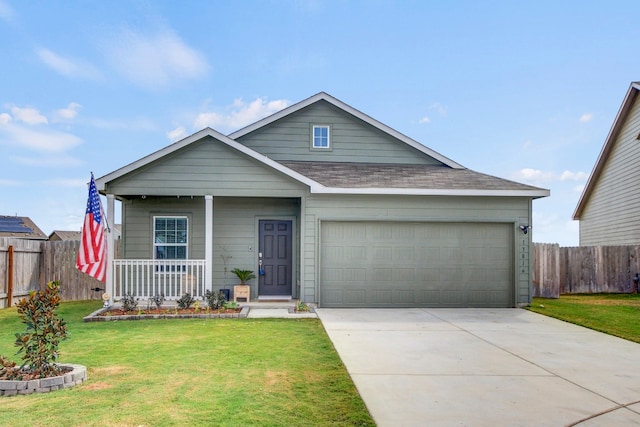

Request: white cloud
left=36, top=48, right=102, bottom=80
left=0, top=0, right=14, bottom=22
left=579, top=113, right=593, bottom=123
left=511, top=168, right=589, bottom=186
left=0, top=112, right=11, bottom=124
left=85, top=116, right=157, bottom=131
left=419, top=116, right=431, bottom=124
left=0, top=179, right=21, bottom=187
left=574, top=183, right=586, bottom=194
left=560, top=170, right=589, bottom=181
left=11, top=154, right=84, bottom=167
left=10, top=106, right=48, bottom=125
left=42, top=178, right=87, bottom=187
left=429, top=102, right=448, bottom=116
left=0, top=122, right=82, bottom=152
left=167, top=126, right=186, bottom=142
left=54, top=102, right=82, bottom=121
left=105, top=27, right=208, bottom=89
left=512, top=168, right=556, bottom=184
left=193, top=97, right=289, bottom=132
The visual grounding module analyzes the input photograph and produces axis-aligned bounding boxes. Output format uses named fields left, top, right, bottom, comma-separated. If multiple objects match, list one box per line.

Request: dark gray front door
left=258, top=220, right=292, bottom=296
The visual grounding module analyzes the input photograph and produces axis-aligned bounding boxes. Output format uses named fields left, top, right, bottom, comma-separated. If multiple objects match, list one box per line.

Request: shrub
left=150, top=294, right=165, bottom=309
left=177, top=293, right=195, bottom=309
left=204, top=290, right=227, bottom=310
left=11, top=281, right=68, bottom=378
left=120, top=293, right=138, bottom=312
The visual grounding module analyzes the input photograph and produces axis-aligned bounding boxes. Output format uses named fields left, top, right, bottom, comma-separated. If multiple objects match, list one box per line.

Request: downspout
left=205, top=195, right=213, bottom=293
left=106, top=194, right=115, bottom=306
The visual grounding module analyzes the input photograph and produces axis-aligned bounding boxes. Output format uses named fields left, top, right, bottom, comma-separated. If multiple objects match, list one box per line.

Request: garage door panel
left=320, top=221, right=513, bottom=308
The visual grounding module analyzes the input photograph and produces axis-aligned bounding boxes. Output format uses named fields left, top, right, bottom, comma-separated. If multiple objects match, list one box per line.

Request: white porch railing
left=112, top=259, right=207, bottom=300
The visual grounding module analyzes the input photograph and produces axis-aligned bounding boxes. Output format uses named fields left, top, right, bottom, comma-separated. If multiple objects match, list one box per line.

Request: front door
left=258, top=220, right=293, bottom=296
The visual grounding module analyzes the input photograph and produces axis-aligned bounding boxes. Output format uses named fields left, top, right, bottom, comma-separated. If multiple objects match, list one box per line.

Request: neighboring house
left=574, top=82, right=640, bottom=245
left=48, top=230, right=82, bottom=241
left=96, top=92, right=549, bottom=308
left=0, top=215, right=47, bottom=240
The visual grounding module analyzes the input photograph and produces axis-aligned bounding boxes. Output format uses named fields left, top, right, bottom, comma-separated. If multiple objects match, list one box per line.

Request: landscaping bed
left=83, top=305, right=249, bottom=321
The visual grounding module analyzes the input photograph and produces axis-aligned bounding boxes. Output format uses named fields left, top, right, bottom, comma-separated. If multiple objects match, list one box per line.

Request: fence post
left=7, top=245, right=14, bottom=307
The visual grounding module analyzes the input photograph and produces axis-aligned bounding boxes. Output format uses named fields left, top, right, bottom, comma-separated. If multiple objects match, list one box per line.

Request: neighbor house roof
left=229, top=92, right=465, bottom=169
left=280, top=161, right=549, bottom=197
left=0, top=215, right=48, bottom=240
left=573, top=82, right=640, bottom=219
left=48, top=230, right=82, bottom=241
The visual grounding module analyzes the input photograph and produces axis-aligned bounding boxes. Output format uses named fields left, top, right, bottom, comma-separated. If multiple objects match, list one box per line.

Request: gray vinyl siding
left=106, top=136, right=306, bottom=197
left=580, top=95, right=640, bottom=245
left=300, top=194, right=532, bottom=306
left=212, top=197, right=299, bottom=298
left=121, top=196, right=205, bottom=259
left=235, top=100, right=442, bottom=165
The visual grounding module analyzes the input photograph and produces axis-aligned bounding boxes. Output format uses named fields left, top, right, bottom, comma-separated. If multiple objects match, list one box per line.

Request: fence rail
left=532, top=243, right=640, bottom=298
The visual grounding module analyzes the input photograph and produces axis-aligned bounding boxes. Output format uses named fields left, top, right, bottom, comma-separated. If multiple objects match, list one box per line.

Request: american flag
left=76, top=173, right=107, bottom=282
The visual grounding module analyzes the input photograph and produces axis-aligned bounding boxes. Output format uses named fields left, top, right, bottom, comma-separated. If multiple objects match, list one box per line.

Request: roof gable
left=229, top=92, right=464, bottom=169
left=96, top=128, right=319, bottom=194
left=574, top=82, right=640, bottom=219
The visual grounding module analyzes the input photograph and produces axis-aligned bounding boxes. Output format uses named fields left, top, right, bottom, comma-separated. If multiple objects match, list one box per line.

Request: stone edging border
left=0, top=364, right=87, bottom=397
left=82, top=306, right=250, bottom=322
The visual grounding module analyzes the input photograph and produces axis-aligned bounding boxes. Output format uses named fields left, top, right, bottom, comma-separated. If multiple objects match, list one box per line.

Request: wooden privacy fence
left=0, top=237, right=107, bottom=308
left=533, top=243, right=640, bottom=298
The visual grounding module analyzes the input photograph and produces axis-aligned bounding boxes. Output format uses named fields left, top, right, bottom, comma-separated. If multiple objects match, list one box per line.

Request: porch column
left=205, top=195, right=213, bottom=292
left=106, top=194, right=115, bottom=306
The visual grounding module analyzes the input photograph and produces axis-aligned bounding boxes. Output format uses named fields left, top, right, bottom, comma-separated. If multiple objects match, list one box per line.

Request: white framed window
left=153, top=216, right=188, bottom=260
left=312, top=125, right=331, bottom=149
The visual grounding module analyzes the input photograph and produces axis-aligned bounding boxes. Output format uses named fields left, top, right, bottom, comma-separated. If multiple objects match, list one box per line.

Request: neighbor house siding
left=235, top=100, right=442, bottom=165
left=580, top=94, right=640, bottom=245
left=121, top=196, right=205, bottom=259
left=300, top=194, right=532, bottom=305
left=106, top=136, right=307, bottom=197
left=212, top=197, right=300, bottom=297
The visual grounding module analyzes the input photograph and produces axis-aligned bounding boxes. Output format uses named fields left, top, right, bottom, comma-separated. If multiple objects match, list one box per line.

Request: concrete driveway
left=315, top=308, right=640, bottom=427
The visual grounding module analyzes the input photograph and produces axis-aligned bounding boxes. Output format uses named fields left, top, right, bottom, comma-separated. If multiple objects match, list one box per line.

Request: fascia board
left=573, top=82, right=640, bottom=219
left=309, top=186, right=550, bottom=198
left=229, top=92, right=465, bottom=169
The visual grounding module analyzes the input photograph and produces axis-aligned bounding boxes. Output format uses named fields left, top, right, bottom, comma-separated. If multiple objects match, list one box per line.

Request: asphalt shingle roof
left=279, top=161, right=543, bottom=191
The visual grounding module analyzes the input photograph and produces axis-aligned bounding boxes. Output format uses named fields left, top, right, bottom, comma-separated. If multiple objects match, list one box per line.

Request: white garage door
left=320, top=222, right=514, bottom=308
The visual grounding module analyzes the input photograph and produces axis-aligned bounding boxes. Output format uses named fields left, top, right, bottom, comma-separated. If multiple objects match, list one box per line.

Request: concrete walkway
left=315, top=308, right=640, bottom=427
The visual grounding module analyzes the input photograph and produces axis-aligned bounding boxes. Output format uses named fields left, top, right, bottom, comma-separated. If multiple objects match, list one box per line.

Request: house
left=574, top=82, right=640, bottom=245
left=96, top=92, right=549, bottom=308
left=48, top=230, right=82, bottom=241
left=0, top=216, right=47, bottom=240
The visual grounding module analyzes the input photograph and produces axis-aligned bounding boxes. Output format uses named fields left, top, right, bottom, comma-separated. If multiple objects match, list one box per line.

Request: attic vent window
left=312, top=125, right=331, bottom=149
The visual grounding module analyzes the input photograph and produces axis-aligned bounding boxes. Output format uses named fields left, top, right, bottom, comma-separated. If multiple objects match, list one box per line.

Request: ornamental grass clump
left=0, top=281, right=68, bottom=380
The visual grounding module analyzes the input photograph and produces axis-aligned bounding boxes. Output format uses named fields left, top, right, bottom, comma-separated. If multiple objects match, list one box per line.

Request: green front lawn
left=0, top=301, right=374, bottom=427
left=528, top=293, right=640, bottom=343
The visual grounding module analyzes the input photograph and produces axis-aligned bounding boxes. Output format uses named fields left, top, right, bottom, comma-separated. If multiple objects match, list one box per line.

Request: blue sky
left=1, top=0, right=638, bottom=246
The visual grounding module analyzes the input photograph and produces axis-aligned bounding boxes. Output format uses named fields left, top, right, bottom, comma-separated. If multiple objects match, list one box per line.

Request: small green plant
left=150, top=294, right=165, bottom=309
left=177, top=293, right=195, bottom=309
left=120, top=293, right=138, bottom=312
left=224, top=301, right=239, bottom=310
left=204, top=290, right=227, bottom=310
left=296, top=300, right=310, bottom=312
left=9, top=281, right=68, bottom=379
left=231, top=268, right=256, bottom=284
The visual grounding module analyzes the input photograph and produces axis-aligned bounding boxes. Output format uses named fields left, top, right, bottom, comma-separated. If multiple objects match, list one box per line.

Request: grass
left=527, top=293, right=640, bottom=343
left=0, top=301, right=374, bottom=427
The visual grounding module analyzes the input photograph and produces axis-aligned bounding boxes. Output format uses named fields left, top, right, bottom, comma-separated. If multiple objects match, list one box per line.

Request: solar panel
left=0, top=217, right=33, bottom=233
